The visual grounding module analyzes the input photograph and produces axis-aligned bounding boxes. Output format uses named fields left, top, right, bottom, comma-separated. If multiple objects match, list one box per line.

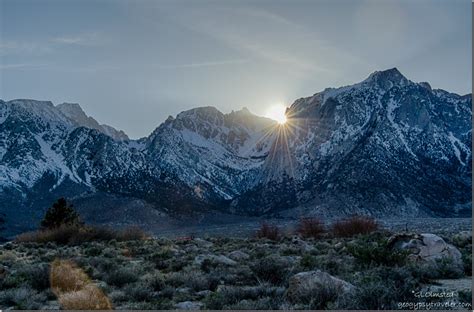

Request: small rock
left=213, top=255, right=237, bottom=266
left=286, top=270, right=355, bottom=302
left=194, top=254, right=237, bottom=266
left=193, top=238, right=213, bottom=248
left=175, top=301, right=203, bottom=310
left=291, top=236, right=314, bottom=252
left=184, top=245, right=199, bottom=253
left=176, top=287, right=191, bottom=294
left=227, top=250, right=250, bottom=261
left=196, top=290, right=212, bottom=298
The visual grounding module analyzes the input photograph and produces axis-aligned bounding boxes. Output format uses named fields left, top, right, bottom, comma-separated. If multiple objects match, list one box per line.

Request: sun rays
left=240, top=105, right=332, bottom=184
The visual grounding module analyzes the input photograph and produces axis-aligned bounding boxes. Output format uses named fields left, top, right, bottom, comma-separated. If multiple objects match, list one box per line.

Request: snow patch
left=34, top=133, right=81, bottom=189
left=387, top=98, right=418, bottom=159
left=447, top=132, right=470, bottom=166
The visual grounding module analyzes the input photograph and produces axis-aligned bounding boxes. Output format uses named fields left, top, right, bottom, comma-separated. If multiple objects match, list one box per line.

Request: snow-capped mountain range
left=1, top=68, right=471, bottom=233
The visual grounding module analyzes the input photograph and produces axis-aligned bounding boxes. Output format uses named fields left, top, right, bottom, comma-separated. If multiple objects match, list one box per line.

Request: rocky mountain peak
left=363, top=67, right=410, bottom=89
left=57, top=102, right=129, bottom=141
left=57, top=102, right=100, bottom=128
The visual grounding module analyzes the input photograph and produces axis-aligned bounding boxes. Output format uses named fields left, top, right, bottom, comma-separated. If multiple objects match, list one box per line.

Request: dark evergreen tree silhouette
left=41, top=198, right=83, bottom=229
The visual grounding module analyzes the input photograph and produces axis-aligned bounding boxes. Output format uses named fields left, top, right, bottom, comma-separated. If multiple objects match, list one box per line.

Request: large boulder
left=388, top=233, right=463, bottom=272
left=286, top=270, right=355, bottom=303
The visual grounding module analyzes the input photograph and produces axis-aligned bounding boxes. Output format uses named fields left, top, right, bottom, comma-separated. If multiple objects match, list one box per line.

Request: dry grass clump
left=50, top=259, right=89, bottom=292
left=297, top=217, right=325, bottom=238
left=331, top=216, right=379, bottom=237
left=58, top=284, right=112, bottom=310
left=16, top=225, right=148, bottom=245
left=50, top=259, right=112, bottom=310
left=16, top=226, right=83, bottom=245
left=255, top=222, right=280, bottom=241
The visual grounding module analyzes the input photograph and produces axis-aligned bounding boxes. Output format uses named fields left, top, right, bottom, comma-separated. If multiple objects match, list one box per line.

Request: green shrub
left=167, top=270, right=214, bottom=291
left=299, top=254, right=318, bottom=269
left=250, top=256, right=290, bottom=285
left=84, top=245, right=103, bottom=257
left=224, top=297, right=283, bottom=310
left=16, top=263, right=50, bottom=291
left=203, top=285, right=285, bottom=309
left=347, top=237, right=408, bottom=268
left=287, top=283, right=339, bottom=310
left=334, top=267, right=420, bottom=310
left=200, top=258, right=218, bottom=273
left=123, top=282, right=155, bottom=302
left=459, top=290, right=472, bottom=305
left=159, top=286, right=175, bottom=299
left=142, top=273, right=165, bottom=291
left=432, top=257, right=464, bottom=279
left=147, top=249, right=173, bottom=269
left=460, top=246, right=472, bottom=276
left=106, top=266, right=139, bottom=287
left=0, top=286, right=47, bottom=310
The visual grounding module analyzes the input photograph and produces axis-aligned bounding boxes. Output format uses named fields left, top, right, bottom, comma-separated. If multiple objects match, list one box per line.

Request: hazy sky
left=0, top=0, right=471, bottom=138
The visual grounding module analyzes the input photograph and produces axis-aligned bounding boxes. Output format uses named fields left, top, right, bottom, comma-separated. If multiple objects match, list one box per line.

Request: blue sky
left=0, top=0, right=471, bottom=138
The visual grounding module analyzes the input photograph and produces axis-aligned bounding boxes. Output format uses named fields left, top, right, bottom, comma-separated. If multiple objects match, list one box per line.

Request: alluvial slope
left=0, top=68, right=471, bottom=234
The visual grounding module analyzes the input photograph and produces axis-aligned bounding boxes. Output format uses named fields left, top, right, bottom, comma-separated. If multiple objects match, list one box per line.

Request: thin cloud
left=51, top=33, right=101, bottom=46
left=153, top=59, right=249, bottom=69
left=175, top=8, right=332, bottom=73
left=0, top=33, right=101, bottom=56
left=0, top=63, right=49, bottom=70
left=0, top=41, right=53, bottom=56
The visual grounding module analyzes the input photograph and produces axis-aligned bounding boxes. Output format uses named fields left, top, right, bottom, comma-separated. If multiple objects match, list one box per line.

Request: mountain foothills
left=0, top=68, right=471, bottom=234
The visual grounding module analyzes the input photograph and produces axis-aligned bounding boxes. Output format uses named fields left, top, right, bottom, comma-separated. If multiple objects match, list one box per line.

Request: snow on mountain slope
left=0, top=68, right=471, bottom=234
left=0, top=100, right=74, bottom=189
left=146, top=106, right=277, bottom=200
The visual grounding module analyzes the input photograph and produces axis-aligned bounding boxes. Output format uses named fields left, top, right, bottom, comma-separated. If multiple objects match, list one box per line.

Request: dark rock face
left=0, top=68, right=471, bottom=234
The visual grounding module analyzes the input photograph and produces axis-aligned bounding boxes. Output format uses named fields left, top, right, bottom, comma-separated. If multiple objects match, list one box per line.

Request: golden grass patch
left=50, top=259, right=112, bottom=310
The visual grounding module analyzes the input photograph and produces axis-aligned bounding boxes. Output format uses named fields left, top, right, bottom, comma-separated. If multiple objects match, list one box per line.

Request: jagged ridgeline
left=0, top=68, right=471, bottom=234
